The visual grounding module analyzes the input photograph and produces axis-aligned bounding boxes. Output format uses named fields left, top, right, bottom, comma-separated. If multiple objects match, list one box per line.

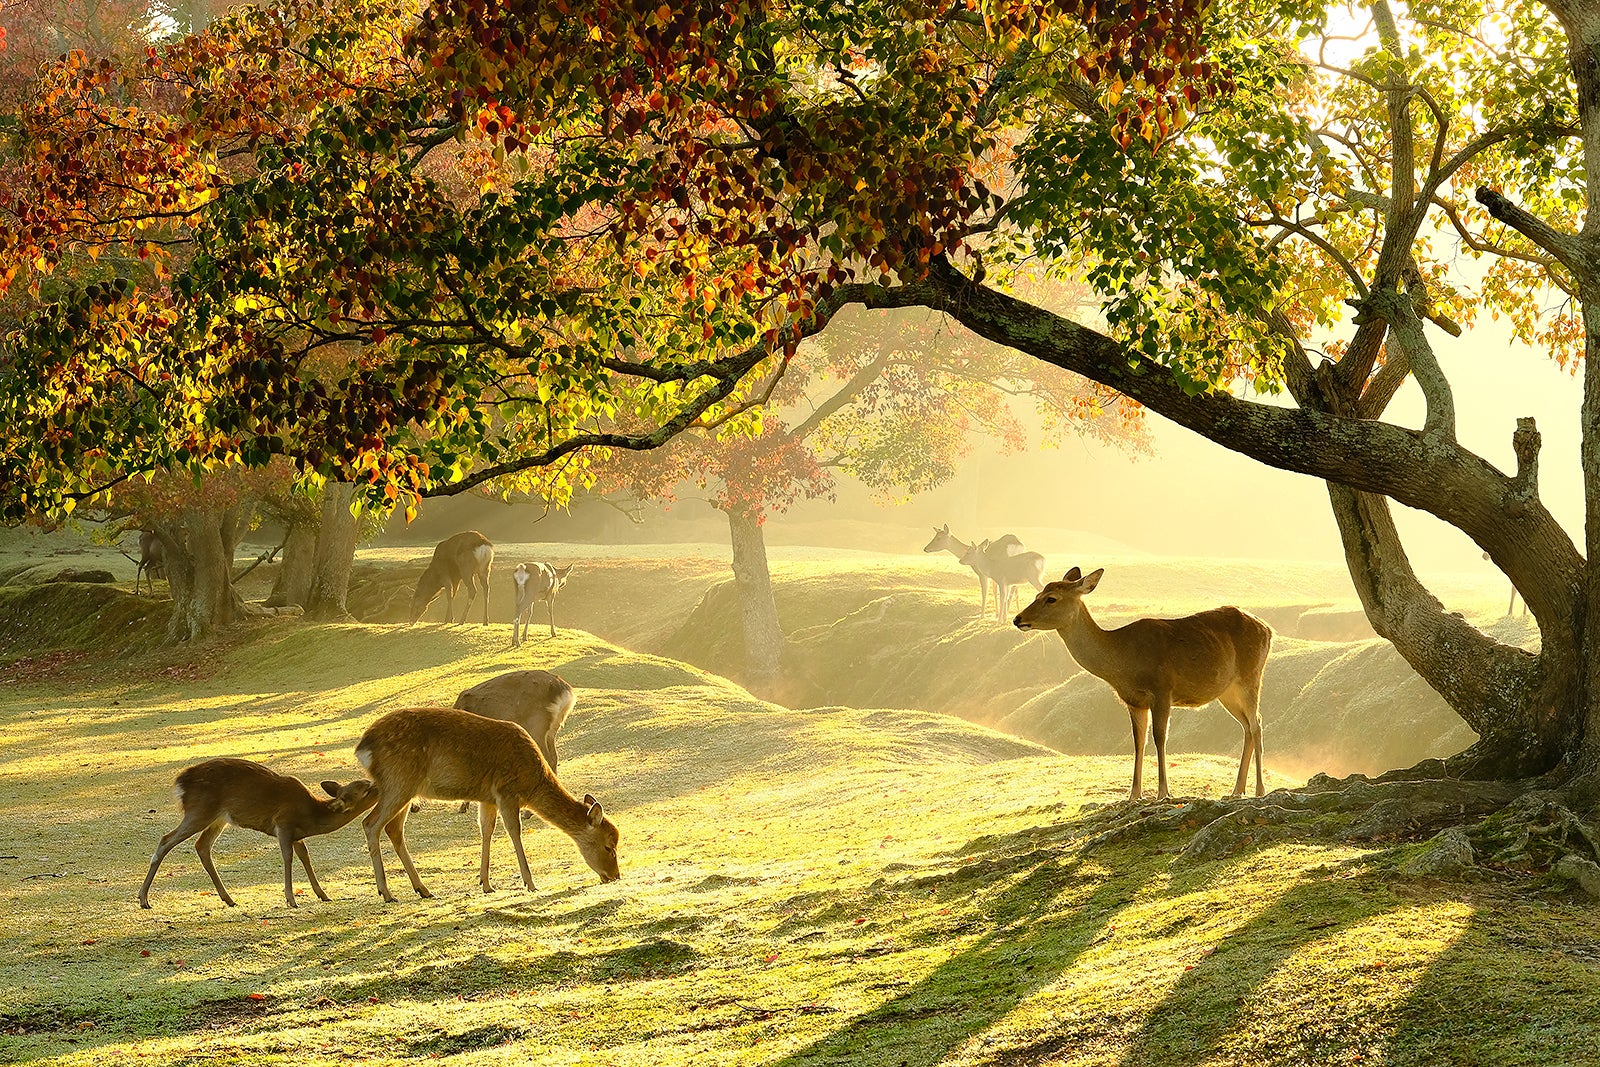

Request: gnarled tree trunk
left=266, top=519, right=316, bottom=608
left=306, top=482, right=359, bottom=620
left=157, top=504, right=248, bottom=642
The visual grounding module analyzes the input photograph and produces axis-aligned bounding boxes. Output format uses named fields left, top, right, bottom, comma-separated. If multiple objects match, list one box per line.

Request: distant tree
left=602, top=303, right=1143, bottom=691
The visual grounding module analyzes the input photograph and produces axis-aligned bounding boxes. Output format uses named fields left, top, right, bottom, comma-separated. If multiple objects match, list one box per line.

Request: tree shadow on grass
left=1101, top=872, right=1408, bottom=1067
left=760, top=828, right=1160, bottom=1067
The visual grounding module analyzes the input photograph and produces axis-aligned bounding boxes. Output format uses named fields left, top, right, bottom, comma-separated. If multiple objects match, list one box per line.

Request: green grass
left=1, top=608, right=1597, bottom=1066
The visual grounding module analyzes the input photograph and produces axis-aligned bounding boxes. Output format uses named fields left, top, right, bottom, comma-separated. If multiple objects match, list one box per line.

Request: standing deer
left=409, top=531, right=494, bottom=625
left=455, top=669, right=575, bottom=772
left=923, top=525, right=1028, bottom=618
left=960, top=539, right=1047, bottom=623
left=138, top=758, right=378, bottom=909
left=1014, top=567, right=1272, bottom=800
left=135, top=531, right=164, bottom=596
left=511, top=562, right=575, bottom=645
left=355, top=707, right=620, bottom=901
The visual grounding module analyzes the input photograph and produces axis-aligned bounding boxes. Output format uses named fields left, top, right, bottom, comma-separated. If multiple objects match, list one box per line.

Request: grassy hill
left=0, top=536, right=1528, bottom=777
left=1, top=609, right=1596, bottom=1065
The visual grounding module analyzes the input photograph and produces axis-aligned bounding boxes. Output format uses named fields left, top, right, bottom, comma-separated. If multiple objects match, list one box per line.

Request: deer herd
left=137, top=524, right=1275, bottom=911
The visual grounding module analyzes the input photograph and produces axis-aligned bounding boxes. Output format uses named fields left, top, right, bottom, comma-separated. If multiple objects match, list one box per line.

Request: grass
left=2, top=603, right=1598, bottom=1066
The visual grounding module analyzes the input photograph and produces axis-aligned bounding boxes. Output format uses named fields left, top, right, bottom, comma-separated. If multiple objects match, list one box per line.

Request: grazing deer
left=355, top=707, right=620, bottom=901
left=511, top=562, right=575, bottom=645
left=1014, top=567, right=1272, bottom=800
left=923, top=525, right=1028, bottom=618
left=455, top=669, right=575, bottom=773
left=409, top=531, right=494, bottom=625
left=135, top=531, right=164, bottom=596
left=958, top=539, right=1047, bottom=623
left=138, top=758, right=378, bottom=909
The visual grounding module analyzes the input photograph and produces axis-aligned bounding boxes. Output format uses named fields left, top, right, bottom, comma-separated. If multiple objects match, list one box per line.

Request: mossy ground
left=2, top=597, right=1597, bottom=1066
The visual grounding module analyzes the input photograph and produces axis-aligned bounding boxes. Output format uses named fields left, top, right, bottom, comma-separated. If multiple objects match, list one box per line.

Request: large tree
left=10, top=0, right=1600, bottom=842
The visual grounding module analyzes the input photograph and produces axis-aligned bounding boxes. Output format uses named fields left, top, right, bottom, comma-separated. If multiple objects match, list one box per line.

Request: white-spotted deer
left=1014, top=567, right=1272, bottom=800
left=355, top=707, right=619, bottom=901
left=960, top=539, right=1047, bottom=623
left=923, top=525, right=1028, bottom=618
left=409, top=531, right=494, bottom=625
left=455, top=669, right=575, bottom=772
left=138, top=758, right=378, bottom=909
left=511, top=562, right=574, bottom=645
left=135, top=530, right=164, bottom=596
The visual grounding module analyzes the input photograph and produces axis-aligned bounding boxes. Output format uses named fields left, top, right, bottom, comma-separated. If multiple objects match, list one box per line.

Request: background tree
left=603, top=303, right=1143, bottom=692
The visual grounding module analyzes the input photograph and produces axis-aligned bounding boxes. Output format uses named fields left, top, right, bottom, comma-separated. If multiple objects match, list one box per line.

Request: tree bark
left=266, top=519, right=316, bottom=608
left=158, top=505, right=248, bottom=642
left=727, top=506, right=784, bottom=693
left=306, top=482, right=359, bottom=620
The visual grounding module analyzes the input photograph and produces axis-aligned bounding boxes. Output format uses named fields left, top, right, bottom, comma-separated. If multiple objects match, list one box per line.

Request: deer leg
left=496, top=793, right=537, bottom=892
left=363, top=796, right=411, bottom=902
left=1128, top=706, right=1150, bottom=801
left=977, top=572, right=988, bottom=618
left=547, top=597, right=557, bottom=639
left=995, top=579, right=1011, bottom=623
left=1150, top=697, right=1173, bottom=800
left=478, top=800, right=499, bottom=892
left=276, top=828, right=300, bottom=908
left=193, top=822, right=235, bottom=906
left=294, top=840, right=331, bottom=902
left=541, top=729, right=559, bottom=775
left=1218, top=687, right=1261, bottom=798
left=383, top=807, right=431, bottom=898
left=139, top=813, right=216, bottom=908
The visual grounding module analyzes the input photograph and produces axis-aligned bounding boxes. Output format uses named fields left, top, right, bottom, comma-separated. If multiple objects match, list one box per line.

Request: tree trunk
left=727, top=506, right=784, bottom=693
left=306, top=482, right=359, bottom=620
left=266, top=520, right=316, bottom=608
left=158, top=505, right=247, bottom=642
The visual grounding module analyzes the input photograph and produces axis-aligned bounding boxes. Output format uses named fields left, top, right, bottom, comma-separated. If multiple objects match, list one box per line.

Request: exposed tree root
left=1069, top=772, right=1600, bottom=893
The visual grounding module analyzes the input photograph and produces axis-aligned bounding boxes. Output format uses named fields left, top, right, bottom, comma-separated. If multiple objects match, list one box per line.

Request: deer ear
left=1063, top=567, right=1082, bottom=582
left=583, top=793, right=597, bottom=808
left=1080, top=568, right=1105, bottom=593
left=320, top=780, right=341, bottom=798
left=588, top=801, right=606, bottom=826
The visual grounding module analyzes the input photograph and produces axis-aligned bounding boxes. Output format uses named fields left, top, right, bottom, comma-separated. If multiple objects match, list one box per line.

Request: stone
left=1399, top=828, right=1475, bottom=876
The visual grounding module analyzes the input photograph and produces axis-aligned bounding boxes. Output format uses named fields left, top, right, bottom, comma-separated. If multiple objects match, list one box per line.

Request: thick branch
left=1476, top=187, right=1587, bottom=272
left=878, top=258, right=1583, bottom=634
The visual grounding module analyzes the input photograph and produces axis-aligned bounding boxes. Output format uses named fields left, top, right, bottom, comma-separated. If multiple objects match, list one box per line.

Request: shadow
left=761, top=827, right=1159, bottom=1067
left=1102, top=872, right=1407, bottom=1067
left=1375, top=883, right=1600, bottom=1064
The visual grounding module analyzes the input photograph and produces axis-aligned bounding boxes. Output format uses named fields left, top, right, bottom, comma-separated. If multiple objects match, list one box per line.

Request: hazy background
left=395, top=311, right=1580, bottom=591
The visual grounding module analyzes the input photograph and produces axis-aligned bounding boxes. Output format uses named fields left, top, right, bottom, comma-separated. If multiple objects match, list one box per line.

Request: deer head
left=574, top=793, right=621, bottom=882
left=1014, top=567, right=1104, bottom=631
left=320, top=778, right=379, bottom=813
left=922, top=524, right=953, bottom=553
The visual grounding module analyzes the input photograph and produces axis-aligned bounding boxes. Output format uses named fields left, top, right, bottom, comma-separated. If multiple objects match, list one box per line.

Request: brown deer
left=355, top=707, right=620, bottom=901
left=409, top=531, right=494, bottom=625
left=455, top=669, right=575, bottom=772
left=138, top=758, right=378, bottom=909
left=1014, top=567, right=1272, bottom=800
left=135, top=530, right=164, bottom=595
left=923, top=525, right=1028, bottom=618
left=960, top=539, right=1047, bottom=623
left=511, top=562, right=575, bottom=645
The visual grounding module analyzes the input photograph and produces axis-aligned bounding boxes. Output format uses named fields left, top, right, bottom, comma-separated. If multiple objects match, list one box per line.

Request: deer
left=455, top=669, right=575, bottom=773
left=923, top=524, right=1029, bottom=618
left=961, top=539, right=1047, bottom=623
left=409, top=531, right=494, bottom=625
left=138, top=758, right=378, bottom=910
left=355, top=707, right=620, bottom=901
left=1014, top=567, right=1272, bottom=801
left=511, top=562, right=575, bottom=645
left=132, top=530, right=164, bottom=595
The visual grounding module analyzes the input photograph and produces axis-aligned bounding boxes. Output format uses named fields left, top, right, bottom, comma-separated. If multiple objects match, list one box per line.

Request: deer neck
left=1054, top=601, right=1123, bottom=679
